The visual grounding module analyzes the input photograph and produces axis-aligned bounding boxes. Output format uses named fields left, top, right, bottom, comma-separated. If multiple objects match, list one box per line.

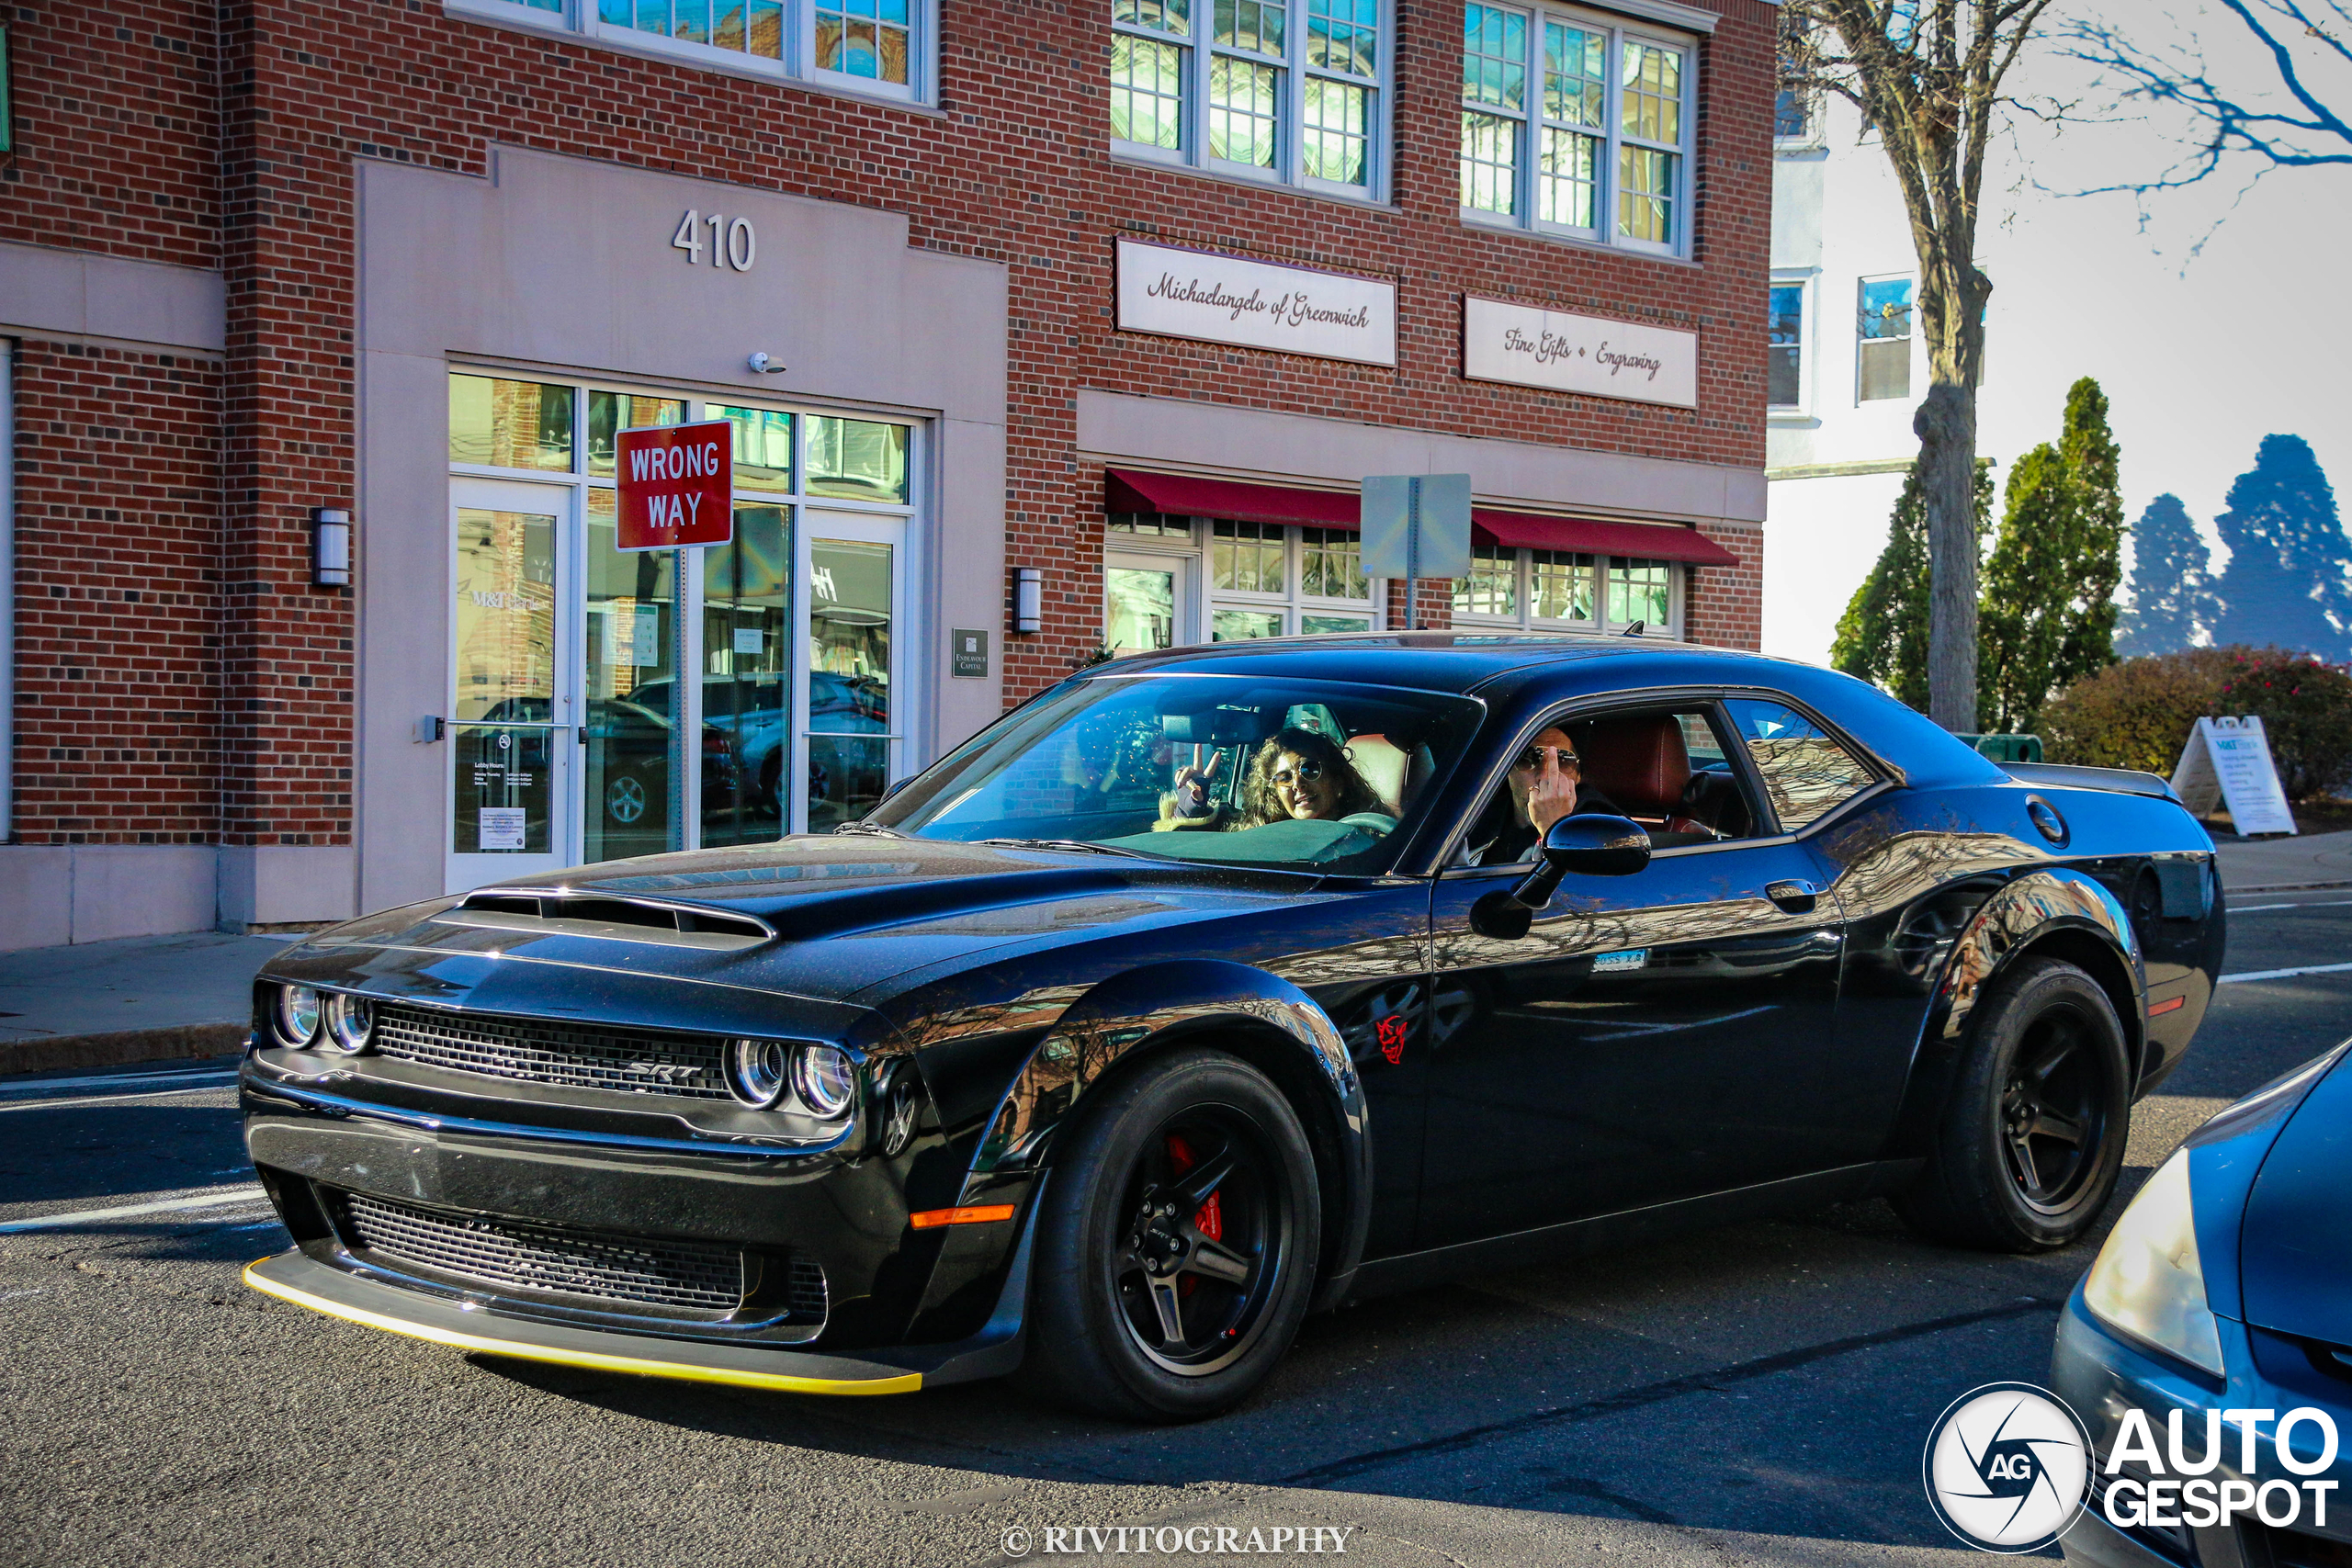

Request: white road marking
left=2230, top=898, right=2352, bottom=913
left=0, top=1083, right=240, bottom=1113
left=0, top=1186, right=270, bottom=1234
left=0, top=1068, right=238, bottom=1098
left=2218, top=961, right=2352, bottom=986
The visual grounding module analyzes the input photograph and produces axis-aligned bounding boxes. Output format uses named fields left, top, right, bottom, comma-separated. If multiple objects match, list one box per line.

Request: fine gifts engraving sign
left=1462, top=296, right=1699, bottom=409
left=1115, top=239, right=1397, bottom=367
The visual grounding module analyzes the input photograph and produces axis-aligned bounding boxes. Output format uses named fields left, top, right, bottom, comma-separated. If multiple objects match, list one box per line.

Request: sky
left=1860, top=6, right=2352, bottom=578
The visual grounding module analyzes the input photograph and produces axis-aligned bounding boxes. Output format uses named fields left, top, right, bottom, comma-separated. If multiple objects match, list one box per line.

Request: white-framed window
left=1459, top=3, right=1696, bottom=257
left=1769, top=272, right=1809, bottom=414
left=1450, top=544, right=1680, bottom=637
left=1111, top=0, right=1392, bottom=200
left=1857, top=274, right=1915, bottom=402
left=1104, top=512, right=1385, bottom=650
left=450, top=0, right=934, bottom=104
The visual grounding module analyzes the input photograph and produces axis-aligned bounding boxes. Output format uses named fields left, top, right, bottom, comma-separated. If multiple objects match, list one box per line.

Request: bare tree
left=2062, top=2, right=2352, bottom=208
left=1782, top=1, right=2057, bottom=731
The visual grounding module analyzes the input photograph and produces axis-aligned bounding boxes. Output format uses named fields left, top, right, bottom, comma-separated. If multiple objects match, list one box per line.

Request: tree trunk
left=1914, top=379, right=1979, bottom=731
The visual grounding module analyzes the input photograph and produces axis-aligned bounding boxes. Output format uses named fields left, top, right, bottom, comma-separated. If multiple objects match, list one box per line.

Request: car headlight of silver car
left=2083, top=1148, right=2226, bottom=1377
left=275, top=985, right=323, bottom=1048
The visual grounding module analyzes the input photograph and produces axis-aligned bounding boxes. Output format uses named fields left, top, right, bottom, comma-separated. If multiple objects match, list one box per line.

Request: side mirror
left=1508, top=813, right=1651, bottom=911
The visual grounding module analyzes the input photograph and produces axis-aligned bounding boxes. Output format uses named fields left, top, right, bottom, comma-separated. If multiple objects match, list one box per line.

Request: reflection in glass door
left=447, top=481, right=572, bottom=891
left=1105, top=552, right=1185, bottom=655
left=582, top=490, right=678, bottom=865
left=802, top=518, right=901, bottom=833
left=701, top=503, right=791, bottom=846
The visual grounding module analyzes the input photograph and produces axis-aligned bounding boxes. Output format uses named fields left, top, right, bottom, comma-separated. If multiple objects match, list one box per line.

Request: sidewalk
left=2211, top=828, right=2352, bottom=893
left=0, top=931, right=293, bottom=1077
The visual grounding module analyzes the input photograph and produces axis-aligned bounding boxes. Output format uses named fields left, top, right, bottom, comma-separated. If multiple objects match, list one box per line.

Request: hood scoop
left=435, top=891, right=775, bottom=951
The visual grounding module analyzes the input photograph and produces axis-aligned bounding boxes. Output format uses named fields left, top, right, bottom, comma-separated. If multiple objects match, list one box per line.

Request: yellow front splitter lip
left=243, top=1257, right=923, bottom=1396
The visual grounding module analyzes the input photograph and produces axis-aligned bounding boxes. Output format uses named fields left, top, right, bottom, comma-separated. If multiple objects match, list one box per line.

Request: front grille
left=328, top=1191, right=827, bottom=1323
left=372, top=1001, right=730, bottom=1100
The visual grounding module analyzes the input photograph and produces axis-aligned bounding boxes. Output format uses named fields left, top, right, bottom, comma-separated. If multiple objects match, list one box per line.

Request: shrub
left=2040, top=652, right=2226, bottom=776
left=2041, top=645, right=2352, bottom=798
left=2214, top=649, right=2352, bottom=799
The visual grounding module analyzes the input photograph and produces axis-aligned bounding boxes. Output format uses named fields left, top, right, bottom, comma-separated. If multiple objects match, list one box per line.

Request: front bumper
left=2052, top=1287, right=2352, bottom=1568
left=244, top=1245, right=1027, bottom=1394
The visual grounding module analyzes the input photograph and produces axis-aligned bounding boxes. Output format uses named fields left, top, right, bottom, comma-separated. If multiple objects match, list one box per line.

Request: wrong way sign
left=616, top=420, right=733, bottom=552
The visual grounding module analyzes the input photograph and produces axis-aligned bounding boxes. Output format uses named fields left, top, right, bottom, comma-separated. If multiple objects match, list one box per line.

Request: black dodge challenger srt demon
left=241, top=636, right=2224, bottom=1421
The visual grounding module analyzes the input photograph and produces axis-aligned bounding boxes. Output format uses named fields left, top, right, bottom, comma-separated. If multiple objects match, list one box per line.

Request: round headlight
left=727, top=1038, right=792, bottom=1109
left=277, top=985, right=322, bottom=1047
left=793, top=1043, right=858, bottom=1119
left=324, top=993, right=374, bottom=1055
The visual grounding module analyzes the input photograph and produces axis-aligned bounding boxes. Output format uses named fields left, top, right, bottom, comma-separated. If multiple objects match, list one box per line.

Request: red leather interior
left=1573, top=715, right=1691, bottom=818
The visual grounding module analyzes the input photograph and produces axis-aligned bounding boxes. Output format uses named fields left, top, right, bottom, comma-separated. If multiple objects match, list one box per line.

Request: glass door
left=447, top=479, right=575, bottom=892
left=581, top=490, right=680, bottom=865
left=798, top=513, right=904, bottom=834
left=700, top=502, right=791, bottom=846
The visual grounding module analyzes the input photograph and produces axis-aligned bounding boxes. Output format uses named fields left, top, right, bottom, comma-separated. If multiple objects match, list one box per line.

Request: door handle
left=1766, top=879, right=1819, bottom=914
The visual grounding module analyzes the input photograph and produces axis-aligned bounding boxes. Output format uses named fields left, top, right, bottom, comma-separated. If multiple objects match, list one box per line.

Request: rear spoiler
left=2001, top=761, right=2179, bottom=802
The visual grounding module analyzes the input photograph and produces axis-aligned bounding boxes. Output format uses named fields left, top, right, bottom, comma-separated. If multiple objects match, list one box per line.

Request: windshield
left=870, top=674, right=1484, bottom=874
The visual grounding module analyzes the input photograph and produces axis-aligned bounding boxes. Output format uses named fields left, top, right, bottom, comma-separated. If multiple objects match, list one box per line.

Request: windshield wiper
left=974, top=837, right=1159, bottom=860
left=831, top=822, right=906, bottom=839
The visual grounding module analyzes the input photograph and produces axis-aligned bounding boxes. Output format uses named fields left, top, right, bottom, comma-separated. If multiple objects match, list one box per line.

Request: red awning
left=1106, top=468, right=1362, bottom=530
left=1472, top=509, right=1740, bottom=566
left=1104, top=468, right=1741, bottom=567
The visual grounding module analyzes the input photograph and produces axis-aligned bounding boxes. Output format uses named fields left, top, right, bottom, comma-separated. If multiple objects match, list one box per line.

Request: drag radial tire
left=1014, top=1047, right=1320, bottom=1422
left=1894, top=956, right=2132, bottom=1252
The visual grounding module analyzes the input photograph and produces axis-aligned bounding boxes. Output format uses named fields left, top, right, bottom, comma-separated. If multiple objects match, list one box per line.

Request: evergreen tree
left=1976, top=378, right=2128, bottom=733
left=2116, top=494, right=2220, bottom=655
left=1833, top=461, right=1993, bottom=715
left=2212, top=434, right=2352, bottom=660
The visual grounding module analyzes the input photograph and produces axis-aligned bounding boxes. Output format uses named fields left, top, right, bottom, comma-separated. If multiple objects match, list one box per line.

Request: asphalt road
left=5, top=892, right=2351, bottom=1568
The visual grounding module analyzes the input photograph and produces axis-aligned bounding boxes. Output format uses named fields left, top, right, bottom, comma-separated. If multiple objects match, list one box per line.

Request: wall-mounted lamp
left=1014, top=568, right=1043, bottom=635
left=746, top=352, right=787, bottom=375
left=311, top=509, right=353, bottom=588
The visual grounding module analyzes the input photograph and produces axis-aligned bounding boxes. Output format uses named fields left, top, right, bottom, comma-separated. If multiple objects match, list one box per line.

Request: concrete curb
left=0, top=1022, right=249, bottom=1078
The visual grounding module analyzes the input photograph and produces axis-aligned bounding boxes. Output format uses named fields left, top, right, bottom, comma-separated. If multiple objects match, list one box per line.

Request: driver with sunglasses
left=1475, top=726, right=1622, bottom=865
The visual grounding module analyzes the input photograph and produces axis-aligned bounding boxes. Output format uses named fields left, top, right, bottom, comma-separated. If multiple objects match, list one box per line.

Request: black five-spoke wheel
left=1018, top=1047, right=1320, bottom=1421
left=1115, top=1117, right=1283, bottom=1375
left=1895, top=955, right=2132, bottom=1251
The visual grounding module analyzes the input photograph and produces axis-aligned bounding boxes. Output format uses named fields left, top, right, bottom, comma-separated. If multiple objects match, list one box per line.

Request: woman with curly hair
left=1158, top=727, right=1391, bottom=831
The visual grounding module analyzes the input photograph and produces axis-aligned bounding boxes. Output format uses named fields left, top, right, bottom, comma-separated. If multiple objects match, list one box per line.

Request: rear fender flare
left=1889, top=867, right=2144, bottom=1154
left=965, top=959, right=1370, bottom=1308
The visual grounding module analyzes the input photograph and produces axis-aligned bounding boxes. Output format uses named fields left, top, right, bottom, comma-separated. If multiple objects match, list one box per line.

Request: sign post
left=1360, top=474, right=1471, bottom=632
left=617, top=419, right=735, bottom=849
left=2171, top=716, right=2298, bottom=836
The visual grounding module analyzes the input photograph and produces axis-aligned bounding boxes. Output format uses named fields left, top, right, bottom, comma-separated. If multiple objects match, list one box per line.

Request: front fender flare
left=965, top=959, right=1370, bottom=1310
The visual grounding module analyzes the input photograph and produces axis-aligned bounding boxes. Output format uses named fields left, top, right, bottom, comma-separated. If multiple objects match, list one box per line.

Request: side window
left=1723, top=698, right=1876, bottom=830
left=1457, top=705, right=1759, bottom=865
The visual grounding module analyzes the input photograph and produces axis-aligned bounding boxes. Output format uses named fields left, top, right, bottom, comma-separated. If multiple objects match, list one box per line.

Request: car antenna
left=1621, top=620, right=1645, bottom=637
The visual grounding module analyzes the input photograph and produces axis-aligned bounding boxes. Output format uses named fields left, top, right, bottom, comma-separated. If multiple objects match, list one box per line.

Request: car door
left=1414, top=698, right=1850, bottom=1247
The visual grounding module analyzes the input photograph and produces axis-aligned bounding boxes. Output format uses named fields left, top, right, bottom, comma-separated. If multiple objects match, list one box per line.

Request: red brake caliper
left=1164, top=1134, right=1221, bottom=1298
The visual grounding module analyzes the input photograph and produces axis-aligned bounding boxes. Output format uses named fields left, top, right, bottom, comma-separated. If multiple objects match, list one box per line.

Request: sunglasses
left=1272, top=761, right=1326, bottom=786
left=1513, top=745, right=1580, bottom=772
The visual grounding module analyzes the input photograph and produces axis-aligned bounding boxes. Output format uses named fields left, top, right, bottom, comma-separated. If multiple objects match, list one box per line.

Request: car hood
left=2238, top=1043, right=2352, bottom=1344
left=305, top=836, right=1324, bottom=1016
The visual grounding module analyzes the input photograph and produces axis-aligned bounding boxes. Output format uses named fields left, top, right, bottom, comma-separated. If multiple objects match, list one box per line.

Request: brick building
left=0, top=0, right=1774, bottom=948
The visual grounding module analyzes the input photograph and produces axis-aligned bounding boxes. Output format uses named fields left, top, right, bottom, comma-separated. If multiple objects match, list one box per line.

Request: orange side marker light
left=909, top=1204, right=1018, bottom=1229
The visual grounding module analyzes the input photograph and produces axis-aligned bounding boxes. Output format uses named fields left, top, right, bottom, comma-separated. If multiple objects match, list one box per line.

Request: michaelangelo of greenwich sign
left=1114, top=239, right=1397, bottom=367
left=1462, top=295, right=1699, bottom=409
